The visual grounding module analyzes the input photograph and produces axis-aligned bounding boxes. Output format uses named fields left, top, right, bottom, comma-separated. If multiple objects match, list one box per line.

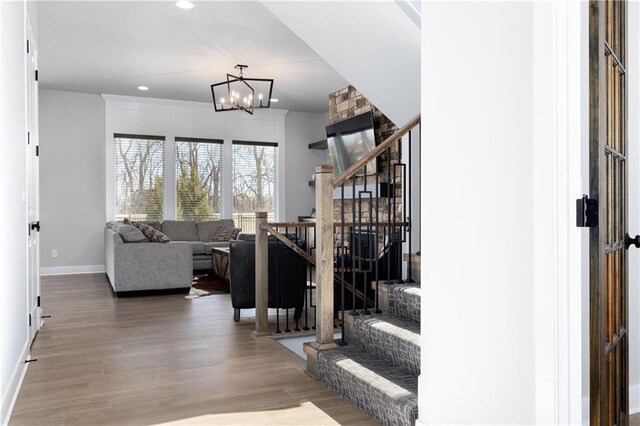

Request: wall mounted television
left=326, top=111, right=377, bottom=179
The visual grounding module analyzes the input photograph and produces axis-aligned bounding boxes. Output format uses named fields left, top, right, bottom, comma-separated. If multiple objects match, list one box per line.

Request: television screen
left=326, top=111, right=376, bottom=179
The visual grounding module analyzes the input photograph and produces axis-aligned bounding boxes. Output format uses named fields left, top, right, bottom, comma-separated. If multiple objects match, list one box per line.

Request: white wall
left=421, top=2, right=536, bottom=423
left=39, top=90, right=106, bottom=274
left=284, top=111, right=327, bottom=221
left=262, top=1, right=420, bottom=127
left=0, top=1, right=32, bottom=423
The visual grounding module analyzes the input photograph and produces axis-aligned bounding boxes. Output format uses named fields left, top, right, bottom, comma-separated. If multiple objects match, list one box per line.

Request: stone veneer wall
left=328, top=86, right=403, bottom=250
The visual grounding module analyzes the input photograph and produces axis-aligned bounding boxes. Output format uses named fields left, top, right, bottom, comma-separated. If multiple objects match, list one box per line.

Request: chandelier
left=210, top=64, right=274, bottom=115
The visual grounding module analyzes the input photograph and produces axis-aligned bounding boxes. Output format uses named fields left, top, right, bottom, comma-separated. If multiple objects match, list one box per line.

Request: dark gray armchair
left=229, top=235, right=307, bottom=324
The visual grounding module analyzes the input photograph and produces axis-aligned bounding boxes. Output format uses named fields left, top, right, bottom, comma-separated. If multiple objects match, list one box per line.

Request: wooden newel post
left=253, top=211, right=270, bottom=336
left=315, top=165, right=336, bottom=346
left=303, top=165, right=338, bottom=378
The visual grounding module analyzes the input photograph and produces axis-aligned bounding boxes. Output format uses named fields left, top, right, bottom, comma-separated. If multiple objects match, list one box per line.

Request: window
left=175, top=137, right=224, bottom=221
left=113, top=134, right=165, bottom=221
left=232, top=141, right=278, bottom=233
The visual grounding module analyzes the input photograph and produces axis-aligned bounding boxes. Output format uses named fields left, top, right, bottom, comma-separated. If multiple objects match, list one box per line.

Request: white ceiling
left=36, top=1, right=349, bottom=112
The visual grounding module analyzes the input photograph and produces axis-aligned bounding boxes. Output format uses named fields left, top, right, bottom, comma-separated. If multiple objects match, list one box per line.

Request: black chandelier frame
left=211, top=65, right=274, bottom=115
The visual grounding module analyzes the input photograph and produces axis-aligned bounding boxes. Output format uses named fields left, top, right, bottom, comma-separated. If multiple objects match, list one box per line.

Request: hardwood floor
left=10, top=274, right=376, bottom=425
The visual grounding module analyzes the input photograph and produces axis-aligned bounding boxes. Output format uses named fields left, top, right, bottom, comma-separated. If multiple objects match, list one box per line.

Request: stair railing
left=253, top=114, right=420, bottom=377
left=328, top=114, right=421, bottom=346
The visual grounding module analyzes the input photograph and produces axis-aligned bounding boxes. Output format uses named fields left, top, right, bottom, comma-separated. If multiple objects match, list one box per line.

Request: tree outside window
left=175, top=139, right=223, bottom=221
left=232, top=142, right=278, bottom=232
left=114, top=136, right=165, bottom=221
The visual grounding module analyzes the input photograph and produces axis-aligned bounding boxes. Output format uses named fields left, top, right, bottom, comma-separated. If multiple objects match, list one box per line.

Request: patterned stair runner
left=318, top=346, right=418, bottom=426
left=389, top=284, right=421, bottom=323
left=317, top=283, right=421, bottom=426
left=352, top=313, right=420, bottom=375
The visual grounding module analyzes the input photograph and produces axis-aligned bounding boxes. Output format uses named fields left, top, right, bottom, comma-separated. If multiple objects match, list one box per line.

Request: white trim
left=1, top=340, right=30, bottom=426
left=533, top=1, right=585, bottom=423
left=413, top=420, right=428, bottom=426
left=40, top=265, right=106, bottom=276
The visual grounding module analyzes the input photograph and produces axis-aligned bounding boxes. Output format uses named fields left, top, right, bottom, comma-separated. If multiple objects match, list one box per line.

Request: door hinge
left=577, top=195, right=598, bottom=227
left=28, top=131, right=30, bottom=145
left=35, top=70, right=38, bottom=81
left=37, top=296, right=41, bottom=308
left=28, top=223, right=31, bottom=236
left=36, top=146, right=39, bottom=156
left=26, top=40, right=30, bottom=53
left=28, top=313, right=32, bottom=327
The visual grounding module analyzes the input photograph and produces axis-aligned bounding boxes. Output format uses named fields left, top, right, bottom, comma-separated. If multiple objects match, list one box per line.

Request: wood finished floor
left=10, top=274, right=376, bottom=425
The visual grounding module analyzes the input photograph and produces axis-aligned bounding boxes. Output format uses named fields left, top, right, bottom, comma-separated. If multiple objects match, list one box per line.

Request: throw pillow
left=118, top=224, right=149, bottom=243
left=131, top=221, right=170, bottom=243
left=212, top=227, right=241, bottom=242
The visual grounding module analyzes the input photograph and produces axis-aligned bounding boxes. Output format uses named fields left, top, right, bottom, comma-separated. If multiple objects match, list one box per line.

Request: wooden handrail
left=333, top=114, right=421, bottom=188
left=261, top=223, right=316, bottom=265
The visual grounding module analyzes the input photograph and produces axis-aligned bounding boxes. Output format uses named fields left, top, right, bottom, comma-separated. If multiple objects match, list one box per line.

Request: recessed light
left=270, top=98, right=279, bottom=103
left=138, top=86, right=149, bottom=91
left=175, top=1, right=194, bottom=9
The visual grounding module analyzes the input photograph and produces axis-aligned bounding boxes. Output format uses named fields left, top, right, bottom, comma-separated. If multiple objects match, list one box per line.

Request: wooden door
left=589, top=1, right=628, bottom=425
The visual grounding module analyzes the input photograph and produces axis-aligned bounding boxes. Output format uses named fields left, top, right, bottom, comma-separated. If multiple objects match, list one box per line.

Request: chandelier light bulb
left=259, top=93, right=263, bottom=100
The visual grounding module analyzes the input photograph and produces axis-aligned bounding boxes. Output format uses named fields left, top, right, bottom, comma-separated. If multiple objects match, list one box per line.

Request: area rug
left=186, top=274, right=230, bottom=299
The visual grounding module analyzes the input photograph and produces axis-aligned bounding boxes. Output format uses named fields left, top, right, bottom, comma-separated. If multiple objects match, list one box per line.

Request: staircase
left=318, top=278, right=421, bottom=426
left=255, top=114, right=421, bottom=425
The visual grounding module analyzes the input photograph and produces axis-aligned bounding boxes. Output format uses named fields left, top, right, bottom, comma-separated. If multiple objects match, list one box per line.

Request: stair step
left=389, top=284, right=421, bottom=323
left=318, top=346, right=418, bottom=426
left=352, top=313, right=420, bottom=375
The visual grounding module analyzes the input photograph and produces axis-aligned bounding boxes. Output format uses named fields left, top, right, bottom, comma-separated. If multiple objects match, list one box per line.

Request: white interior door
left=26, top=19, right=40, bottom=343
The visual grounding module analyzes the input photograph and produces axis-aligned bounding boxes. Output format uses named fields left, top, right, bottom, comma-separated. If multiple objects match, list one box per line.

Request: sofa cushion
left=132, top=221, right=170, bottom=243
left=191, top=242, right=207, bottom=255
left=162, top=220, right=198, bottom=241
left=197, top=219, right=236, bottom=242
left=106, top=221, right=125, bottom=232
left=118, top=224, right=149, bottom=243
left=212, top=227, right=241, bottom=242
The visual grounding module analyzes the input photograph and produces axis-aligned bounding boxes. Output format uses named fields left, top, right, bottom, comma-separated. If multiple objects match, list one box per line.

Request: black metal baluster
left=392, top=143, right=402, bottom=283
left=340, top=184, right=346, bottom=343
left=351, top=176, right=358, bottom=315
left=407, top=129, right=414, bottom=283
left=360, top=175, right=372, bottom=315
left=398, top=161, right=407, bottom=284
left=386, top=147, right=393, bottom=284
left=275, top=231, right=281, bottom=334
left=374, top=157, right=381, bottom=313
left=284, top=226, right=291, bottom=333
left=303, top=225, right=310, bottom=331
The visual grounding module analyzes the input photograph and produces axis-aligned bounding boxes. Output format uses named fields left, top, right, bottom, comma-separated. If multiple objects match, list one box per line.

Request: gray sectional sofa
left=105, top=219, right=236, bottom=294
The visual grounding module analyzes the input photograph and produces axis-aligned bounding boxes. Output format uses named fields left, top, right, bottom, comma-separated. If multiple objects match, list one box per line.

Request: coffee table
left=211, top=247, right=230, bottom=281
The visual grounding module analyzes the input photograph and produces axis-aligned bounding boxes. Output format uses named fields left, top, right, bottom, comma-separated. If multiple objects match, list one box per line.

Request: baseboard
left=630, top=383, right=640, bottom=415
left=40, top=264, right=106, bottom=276
left=1, top=340, right=30, bottom=426
left=414, top=419, right=428, bottom=426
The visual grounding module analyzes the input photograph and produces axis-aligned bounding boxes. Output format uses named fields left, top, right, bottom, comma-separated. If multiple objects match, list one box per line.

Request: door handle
left=624, top=233, right=640, bottom=249
left=30, top=221, right=40, bottom=232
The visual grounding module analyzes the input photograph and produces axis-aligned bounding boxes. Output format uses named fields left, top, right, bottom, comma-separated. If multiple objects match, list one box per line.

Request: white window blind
left=113, top=134, right=165, bottom=221
left=232, top=141, right=278, bottom=233
left=175, top=137, right=224, bottom=221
